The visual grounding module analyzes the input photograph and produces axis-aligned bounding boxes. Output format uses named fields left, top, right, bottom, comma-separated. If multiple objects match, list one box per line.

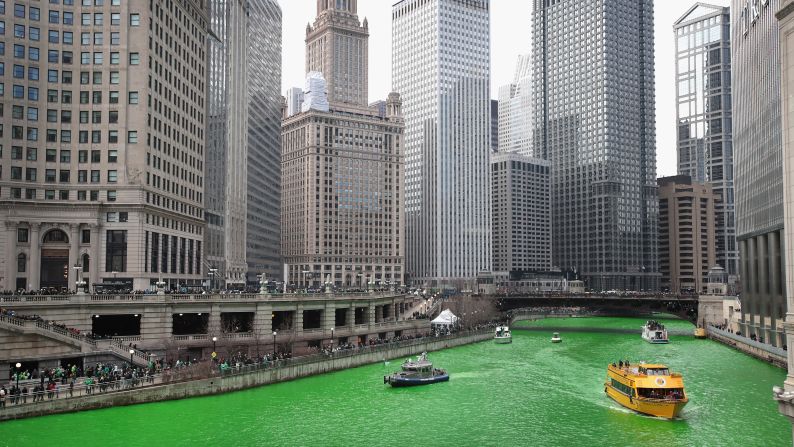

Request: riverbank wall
left=707, top=327, right=787, bottom=369
left=0, top=331, right=492, bottom=422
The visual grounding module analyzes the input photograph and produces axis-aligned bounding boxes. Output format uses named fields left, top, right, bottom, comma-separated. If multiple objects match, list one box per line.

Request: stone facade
left=0, top=0, right=209, bottom=292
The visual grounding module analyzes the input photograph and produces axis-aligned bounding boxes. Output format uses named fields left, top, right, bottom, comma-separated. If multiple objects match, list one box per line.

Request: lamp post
left=128, top=349, right=135, bottom=367
left=212, top=336, right=217, bottom=357
left=15, top=362, right=21, bottom=389
left=301, top=270, right=311, bottom=291
left=73, top=264, right=83, bottom=293
left=330, top=327, right=335, bottom=351
left=272, top=331, right=277, bottom=354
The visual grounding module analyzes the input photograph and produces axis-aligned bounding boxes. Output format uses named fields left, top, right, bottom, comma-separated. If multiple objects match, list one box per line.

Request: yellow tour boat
left=694, top=327, right=707, bottom=339
left=604, top=362, right=688, bottom=419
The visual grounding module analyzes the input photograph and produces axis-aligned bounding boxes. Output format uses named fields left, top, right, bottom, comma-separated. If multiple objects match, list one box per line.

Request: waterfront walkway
left=0, top=329, right=494, bottom=421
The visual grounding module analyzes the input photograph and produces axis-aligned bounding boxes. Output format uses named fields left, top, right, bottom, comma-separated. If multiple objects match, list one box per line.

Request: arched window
left=17, top=253, right=26, bottom=273
left=82, top=253, right=90, bottom=273
left=43, top=229, right=69, bottom=243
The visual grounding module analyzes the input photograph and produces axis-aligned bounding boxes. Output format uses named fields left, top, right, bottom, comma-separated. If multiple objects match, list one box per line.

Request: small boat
left=384, top=352, right=449, bottom=387
left=604, top=361, right=688, bottom=419
left=494, top=326, right=512, bottom=344
left=693, top=327, right=707, bottom=339
left=642, top=320, right=669, bottom=344
left=551, top=332, right=562, bottom=343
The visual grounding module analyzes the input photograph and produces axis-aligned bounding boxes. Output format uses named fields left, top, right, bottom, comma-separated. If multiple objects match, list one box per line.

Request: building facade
left=281, top=3, right=405, bottom=290
left=674, top=4, right=737, bottom=278
left=773, top=0, right=794, bottom=428
left=245, top=0, right=283, bottom=284
left=498, top=54, right=533, bottom=156
left=0, top=0, right=209, bottom=292
left=658, top=176, right=718, bottom=294
left=205, top=0, right=282, bottom=288
left=491, top=152, right=551, bottom=274
left=206, top=0, right=249, bottom=288
left=392, top=0, right=492, bottom=288
left=490, top=100, right=498, bottom=153
left=532, top=0, right=659, bottom=291
left=732, top=0, right=785, bottom=346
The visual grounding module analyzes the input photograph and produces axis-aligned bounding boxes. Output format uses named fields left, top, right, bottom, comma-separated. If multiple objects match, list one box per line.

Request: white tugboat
left=642, top=320, right=669, bottom=344
left=551, top=332, right=562, bottom=343
left=494, top=326, right=512, bottom=344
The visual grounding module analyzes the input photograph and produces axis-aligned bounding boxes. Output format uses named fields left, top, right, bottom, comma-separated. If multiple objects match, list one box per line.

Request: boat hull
left=605, top=384, right=687, bottom=419
left=551, top=338, right=562, bottom=343
left=642, top=334, right=669, bottom=344
left=387, top=374, right=449, bottom=387
left=494, top=336, right=512, bottom=344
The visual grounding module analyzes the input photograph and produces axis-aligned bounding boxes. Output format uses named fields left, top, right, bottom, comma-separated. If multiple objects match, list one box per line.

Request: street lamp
left=212, top=336, right=217, bottom=355
left=272, top=331, right=277, bottom=354
left=15, top=362, right=21, bottom=389
left=73, top=264, right=84, bottom=292
left=330, top=327, right=335, bottom=351
left=128, top=349, right=135, bottom=367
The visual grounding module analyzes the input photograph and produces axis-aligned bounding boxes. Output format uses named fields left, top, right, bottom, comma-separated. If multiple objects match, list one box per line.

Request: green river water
left=0, top=317, right=789, bottom=446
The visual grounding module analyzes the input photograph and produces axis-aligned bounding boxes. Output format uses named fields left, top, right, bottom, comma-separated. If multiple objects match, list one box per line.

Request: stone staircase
left=0, top=314, right=96, bottom=352
left=0, top=314, right=150, bottom=367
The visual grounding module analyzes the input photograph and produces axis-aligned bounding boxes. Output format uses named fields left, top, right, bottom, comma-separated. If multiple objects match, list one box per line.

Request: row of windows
left=3, top=147, right=116, bottom=162
left=7, top=126, right=137, bottom=144
left=5, top=166, right=118, bottom=182
left=5, top=187, right=117, bottom=201
left=8, top=107, right=122, bottom=124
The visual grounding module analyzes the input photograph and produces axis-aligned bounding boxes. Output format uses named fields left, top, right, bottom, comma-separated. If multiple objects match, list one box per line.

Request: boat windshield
left=643, top=368, right=669, bottom=376
left=637, top=388, right=684, bottom=400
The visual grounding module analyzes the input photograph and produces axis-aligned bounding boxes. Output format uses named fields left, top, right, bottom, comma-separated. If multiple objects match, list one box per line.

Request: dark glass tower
left=532, top=0, right=659, bottom=291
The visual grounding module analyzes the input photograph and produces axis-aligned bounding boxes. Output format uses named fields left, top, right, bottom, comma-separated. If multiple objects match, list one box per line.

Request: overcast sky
left=279, top=0, right=732, bottom=178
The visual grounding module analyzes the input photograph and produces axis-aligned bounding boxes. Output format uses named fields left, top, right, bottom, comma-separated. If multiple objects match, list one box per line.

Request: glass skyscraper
left=532, top=0, right=659, bottom=291
left=731, top=0, right=785, bottom=346
left=674, top=4, right=737, bottom=278
left=392, top=0, right=492, bottom=288
left=206, top=0, right=282, bottom=287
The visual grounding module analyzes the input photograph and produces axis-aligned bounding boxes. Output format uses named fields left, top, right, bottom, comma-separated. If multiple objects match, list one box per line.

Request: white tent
left=431, top=309, right=458, bottom=329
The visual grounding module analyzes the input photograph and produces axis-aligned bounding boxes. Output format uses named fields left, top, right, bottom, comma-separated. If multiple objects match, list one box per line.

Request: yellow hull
left=605, top=383, right=688, bottom=419
left=694, top=328, right=707, bottom=339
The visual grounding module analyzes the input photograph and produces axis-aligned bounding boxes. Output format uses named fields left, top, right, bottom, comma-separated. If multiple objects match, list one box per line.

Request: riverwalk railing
left=0, top=329, right=493, bottom=412
left=0, top=291, right=404, bottom=305
left=707, top=325, right=786, bottom=358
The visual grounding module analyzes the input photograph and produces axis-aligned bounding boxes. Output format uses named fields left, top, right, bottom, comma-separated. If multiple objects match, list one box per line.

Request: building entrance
left=40, top=229, right=70, bottom=289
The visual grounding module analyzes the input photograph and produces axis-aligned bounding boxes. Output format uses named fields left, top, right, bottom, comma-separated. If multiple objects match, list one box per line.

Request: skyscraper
left=498, top=54, right=533, bottom=156
left=285, top=87, right=304, bottom=118
left=246, top=0, right=283, bottom=284
left=533, top=0, right=659, bottom=291
left=732, top=0, right=785, bottom=346
left=305, top=0, right=368, bottom=106
left=206, top=0, right=282, bottom=288
left=657, top=176, right=718, bottom=294
left=674, top=4, right=737, bottom=278
left=491, top=152, right=551, bottom=274
left=206, top=0, right=250, bottom=288
left=281, top=2, right=405, bottom=290
left=0, top=0, right=209, bottom=292
left=392, top=0, right=492, bottom=288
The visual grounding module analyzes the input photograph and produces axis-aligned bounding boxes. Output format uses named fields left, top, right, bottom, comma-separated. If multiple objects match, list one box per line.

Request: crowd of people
left=1, top=307, right=86, bottom=338
left=0, top=361, right=161, bottom=408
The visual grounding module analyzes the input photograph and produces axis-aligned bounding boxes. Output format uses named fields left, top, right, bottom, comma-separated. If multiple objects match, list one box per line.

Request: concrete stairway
left=0, top=314, right=96, bottom=352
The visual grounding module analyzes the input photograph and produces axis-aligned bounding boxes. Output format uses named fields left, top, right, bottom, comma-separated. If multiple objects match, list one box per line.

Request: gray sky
left=279, top=0, right=732, bottom=178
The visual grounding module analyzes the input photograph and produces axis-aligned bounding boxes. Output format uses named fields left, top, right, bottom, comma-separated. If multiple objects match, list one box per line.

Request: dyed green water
left=0, top=317, right=789, bottom=446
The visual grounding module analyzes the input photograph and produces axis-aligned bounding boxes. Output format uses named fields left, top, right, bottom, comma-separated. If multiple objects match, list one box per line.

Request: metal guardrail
left=708, top=325, right=787, bottom=357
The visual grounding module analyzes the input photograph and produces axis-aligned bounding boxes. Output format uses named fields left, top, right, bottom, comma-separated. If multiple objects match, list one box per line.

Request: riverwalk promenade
left=0, top=329, right=493, bottom=421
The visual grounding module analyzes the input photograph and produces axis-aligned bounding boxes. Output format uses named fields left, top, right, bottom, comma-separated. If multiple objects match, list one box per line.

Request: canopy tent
left=431, top=309, right=459, bottom=329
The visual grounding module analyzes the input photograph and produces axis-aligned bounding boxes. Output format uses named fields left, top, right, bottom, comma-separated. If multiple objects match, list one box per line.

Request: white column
left=89, top=224, right=101, bottom=290
left=5, top=221, right=17, bottom=291
left=28, top=223, right=41, bottom=290
left=68, top=224, right=80, bottom=290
